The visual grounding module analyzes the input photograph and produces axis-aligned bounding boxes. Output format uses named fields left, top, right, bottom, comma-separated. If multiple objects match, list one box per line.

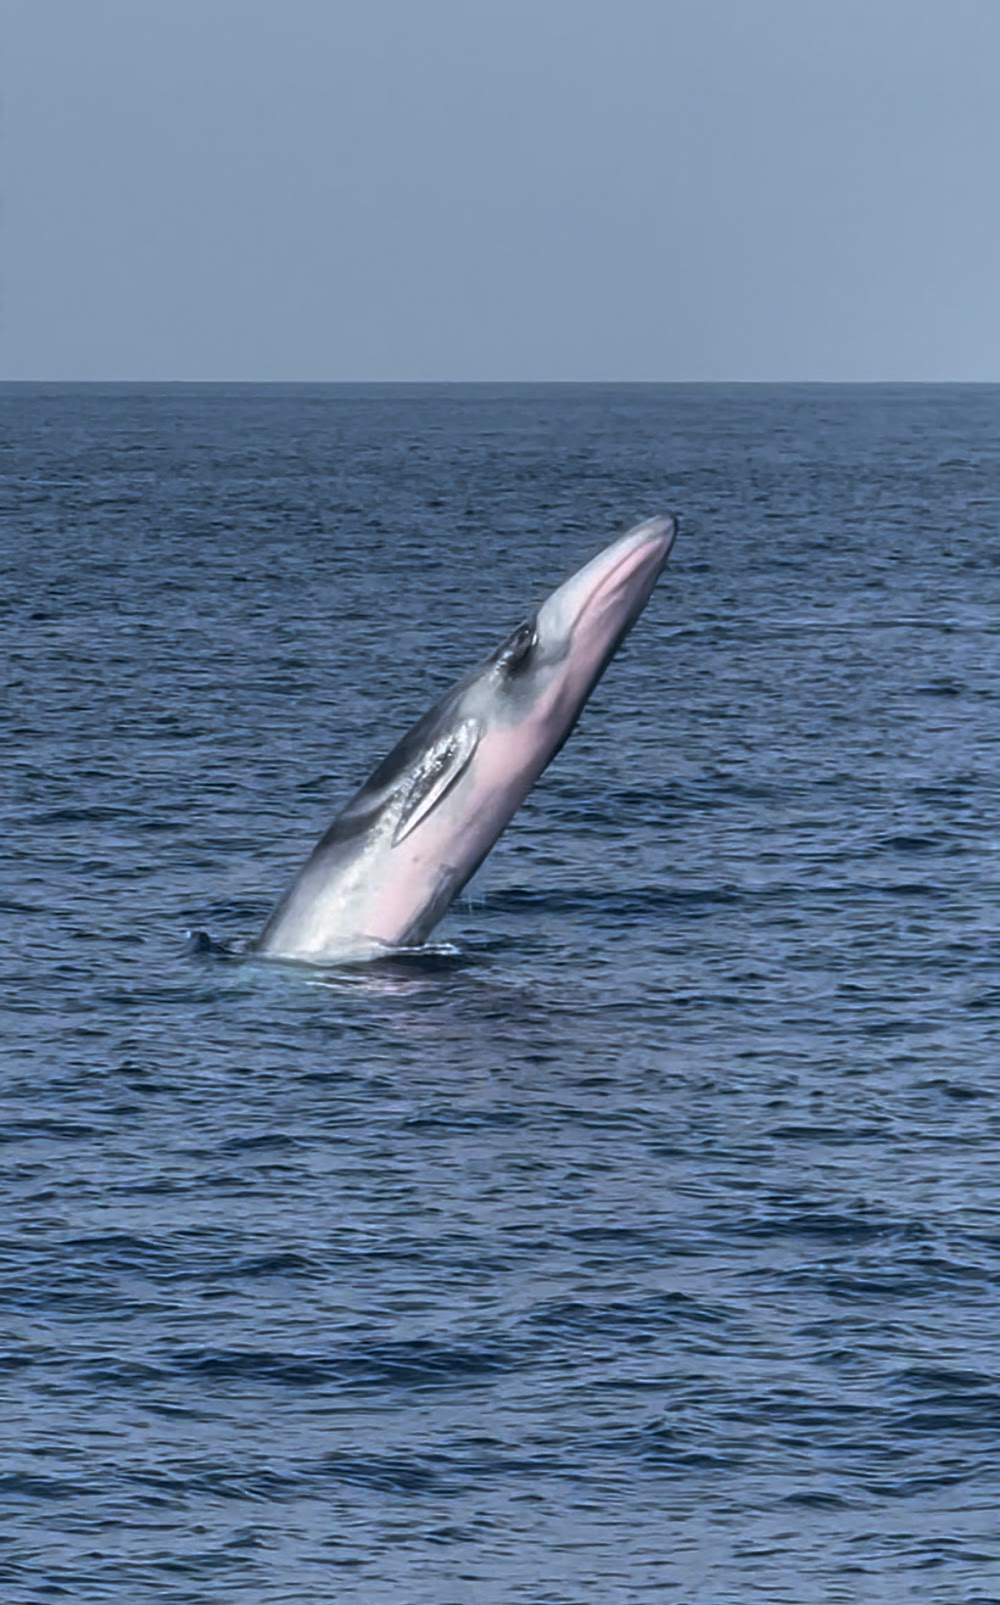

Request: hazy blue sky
left=4, top=0, right=1000, bottom=380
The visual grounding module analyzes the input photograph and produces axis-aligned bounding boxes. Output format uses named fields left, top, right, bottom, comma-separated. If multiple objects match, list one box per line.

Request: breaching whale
left=254, top=514, right=677, bottom=963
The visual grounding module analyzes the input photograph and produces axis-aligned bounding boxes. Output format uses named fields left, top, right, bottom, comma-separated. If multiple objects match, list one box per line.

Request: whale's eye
left=498, top=621, right=536, bottom=676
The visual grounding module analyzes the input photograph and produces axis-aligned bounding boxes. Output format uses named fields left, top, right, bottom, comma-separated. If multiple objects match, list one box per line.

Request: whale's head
left=470, top=514, right=676, bottom=758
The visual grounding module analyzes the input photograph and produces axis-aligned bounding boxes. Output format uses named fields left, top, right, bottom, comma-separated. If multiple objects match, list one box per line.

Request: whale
left=254, top=514, right=677, bottom=963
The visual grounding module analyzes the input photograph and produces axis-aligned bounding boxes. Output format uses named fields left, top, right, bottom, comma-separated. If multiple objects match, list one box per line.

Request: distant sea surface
left=4, top=382, right=1000, bottom=1603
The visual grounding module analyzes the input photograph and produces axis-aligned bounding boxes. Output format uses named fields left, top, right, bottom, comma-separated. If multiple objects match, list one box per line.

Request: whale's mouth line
left=594, top=531, right=665, bottom=605
left=561, top=523, right=674, bottom=637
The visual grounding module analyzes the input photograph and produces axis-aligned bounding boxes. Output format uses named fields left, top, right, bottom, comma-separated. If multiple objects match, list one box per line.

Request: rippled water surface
left=4, top=383, right=1000, bottom=1602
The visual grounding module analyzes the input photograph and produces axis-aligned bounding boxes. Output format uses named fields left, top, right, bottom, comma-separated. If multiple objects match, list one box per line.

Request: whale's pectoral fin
left=393, top=718, right=481, bottom=846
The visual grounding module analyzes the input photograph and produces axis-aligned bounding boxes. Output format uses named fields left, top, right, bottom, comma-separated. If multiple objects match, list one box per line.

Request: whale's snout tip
left=619, top=512, right=678, bottom=579
left=637, top=512, right=678, bottom=550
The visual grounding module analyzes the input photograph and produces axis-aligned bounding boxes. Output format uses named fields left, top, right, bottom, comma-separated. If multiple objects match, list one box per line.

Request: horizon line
left=3, top=376, right=1000, bottom=388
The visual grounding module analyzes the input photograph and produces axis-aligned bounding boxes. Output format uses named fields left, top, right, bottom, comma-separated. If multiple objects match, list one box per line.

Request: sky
left=3, top=0, right=1000, bottom=381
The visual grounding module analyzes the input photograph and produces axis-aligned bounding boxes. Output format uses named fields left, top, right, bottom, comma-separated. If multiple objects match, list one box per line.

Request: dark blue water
left=4, top=383, right=1000, bottom=1602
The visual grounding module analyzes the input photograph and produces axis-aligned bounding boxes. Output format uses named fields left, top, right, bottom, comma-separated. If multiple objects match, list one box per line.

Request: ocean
left=3, top=382, right=1000, bottom=1602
